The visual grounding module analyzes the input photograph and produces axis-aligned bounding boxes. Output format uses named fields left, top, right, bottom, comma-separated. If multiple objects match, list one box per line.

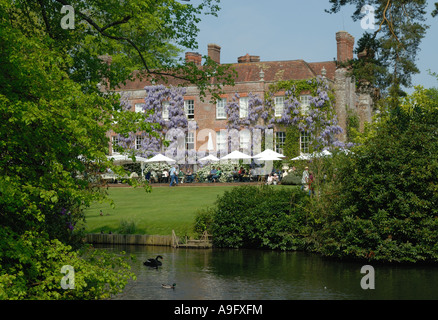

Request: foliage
left=7, top=0, right=234, bottom=99
left=346, top=108, right=360, bottom=141
left=193, top=207, right=215, bottom=238
left=309, top=86, right=438, bottom=263
left=280, top=173, right=302, bottom=185
left=0, top=228, right=135, bottom=299
left=284, top=126, right=301, bottom=158
left=327, top=0, right=429, bottom=98
left=0, top=7, right=117, bottom=244
left=211, top=186, right=310, bottom=251
left=344, top=32, right=390, bottom=91
left=0, top=0, right=235, bottom=299
left=118, top=220, right=137, bottom=235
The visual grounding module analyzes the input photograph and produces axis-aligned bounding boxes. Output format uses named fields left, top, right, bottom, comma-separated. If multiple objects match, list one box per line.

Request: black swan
left=143, top=255, right=163, bottom=268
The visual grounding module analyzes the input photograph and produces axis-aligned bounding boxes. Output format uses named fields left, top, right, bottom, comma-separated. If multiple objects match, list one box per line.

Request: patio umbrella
left=107, top=153, right=150, bottom=177
left=256, top=154, right=283, bottom=175
left=199, top=154, right=220, bottom=172
left=199, top=154, right=220, bottom=162
left=291, top=149, right=332, bottom=161
left=144, top=153, right=176, bottom=183
left=291, top=153, right=311, bottom=161
left=257, top=155, right=283, bottom=161
left=144, top=153, right=176, bottom=163
left=253, top=148, right=285, bottom=159
left=107, top=153, right=149, bottom=165
left=220, top=150, right=252, bottom=161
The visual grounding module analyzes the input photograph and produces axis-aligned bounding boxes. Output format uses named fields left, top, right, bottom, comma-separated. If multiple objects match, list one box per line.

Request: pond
left=105, top=244, right=438, bottom=300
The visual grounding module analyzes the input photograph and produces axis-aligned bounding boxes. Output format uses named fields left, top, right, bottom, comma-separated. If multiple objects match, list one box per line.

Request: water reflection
left=104, top=245, right=438, bottom=300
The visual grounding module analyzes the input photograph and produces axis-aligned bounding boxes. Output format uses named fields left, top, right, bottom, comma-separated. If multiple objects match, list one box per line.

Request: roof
left=116, top=59, right=337, bottom=91
left=228, top=59, right=336, bottom=83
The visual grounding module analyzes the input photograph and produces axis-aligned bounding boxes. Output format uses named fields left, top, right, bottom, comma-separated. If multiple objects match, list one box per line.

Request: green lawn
left=84, top=185, right=237, bottom=237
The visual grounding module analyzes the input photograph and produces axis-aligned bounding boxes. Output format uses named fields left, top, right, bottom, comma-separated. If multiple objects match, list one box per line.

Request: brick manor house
left=108, top=31, right=374, bottom=159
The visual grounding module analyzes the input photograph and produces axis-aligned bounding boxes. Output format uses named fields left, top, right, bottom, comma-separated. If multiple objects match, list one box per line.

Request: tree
left=52, top=0, right=234, bottom=99
left=327, top=0, right=430, bottom=104
left=0, top=0, right=233, bottom=299
left=310, top=85, right=438, bottom=263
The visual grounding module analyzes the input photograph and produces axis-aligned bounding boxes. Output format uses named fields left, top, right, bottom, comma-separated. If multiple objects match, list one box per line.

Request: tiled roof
left=117, top=59, right=336, bottom=91
left=228, top=59, right=336, bottom=83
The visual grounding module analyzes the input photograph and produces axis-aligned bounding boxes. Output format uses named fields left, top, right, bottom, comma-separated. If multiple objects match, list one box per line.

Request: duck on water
left=162, top=283, right=176, bottom=289
left=143, top=255, right=163, bottom=268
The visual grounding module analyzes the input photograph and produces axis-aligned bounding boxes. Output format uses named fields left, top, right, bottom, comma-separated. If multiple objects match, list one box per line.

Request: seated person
left=207, top=166, right=217, bottom=182
left=273, top=173, right=279, bottom=185
left=161, top=169, right=169, bottom=183
left=185, top=168, right=194, bottom=183
left=145, top=170, right=151, bottom=182
left=238, top=167, right=246, bottom=182
left=178, top=169, right=185, bottom=183
left=231, top=166, right=239, bottom=182
left=212, top=167, right=222, bottom=182
left=151, top=170, right=158, bottom=183
left=266, top=174, right=273, bottom=185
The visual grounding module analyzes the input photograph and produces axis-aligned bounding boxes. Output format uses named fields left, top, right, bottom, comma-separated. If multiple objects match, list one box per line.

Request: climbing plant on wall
left=115, top=85, right=189, bottom=162
left=118, top=77, right=351, bottom=165
left=225, top=76, right=348, bottom=158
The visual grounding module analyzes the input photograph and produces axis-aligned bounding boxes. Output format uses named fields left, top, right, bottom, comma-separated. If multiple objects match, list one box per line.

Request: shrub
left=118, top=220, right=137, bottom=234
left=311, top=89, right=438, bottom=263
left=193, top=206, right=215, bottom=238
left=280, top=173, right=302, bottom=185
left=0, top=228, right=135, bottom=299
left=211, top=185, right=310, bottom=250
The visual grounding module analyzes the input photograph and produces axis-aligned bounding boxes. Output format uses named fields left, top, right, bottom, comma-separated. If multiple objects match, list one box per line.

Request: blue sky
left=189, top=0, right=438, bottom=92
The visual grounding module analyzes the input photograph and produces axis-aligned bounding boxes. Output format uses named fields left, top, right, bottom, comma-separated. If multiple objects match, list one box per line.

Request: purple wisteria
left=116, top=76, right=351, bottom=164
left=225, top=76, right=346, bottom=153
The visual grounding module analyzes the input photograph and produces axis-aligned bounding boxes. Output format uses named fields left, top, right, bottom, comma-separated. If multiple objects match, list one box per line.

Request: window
left=300, top=95, right=311, bottom=114
left=239, top=130, right=250, bottom=152
left=275, top=131, right=286, bottom=154
left=216, top=131, right=227, bottom=152
left=184, top=100, right=195, bottom=119
left=239, top=97, right=248, bottom=118
left=134, top=103, right=144, bottom=113
left=300, top=131, right=310, bottom=154
left=216, top=98, right=227, bottom=119
left=162, top=101, right=169, bottom=120
left=185, top=132, right=195, bottom=150
left=112, top=136, right=120, bottom=152
left=274, top=96, right=284, bottom=117
left=135, top=135, right=142, bottom=150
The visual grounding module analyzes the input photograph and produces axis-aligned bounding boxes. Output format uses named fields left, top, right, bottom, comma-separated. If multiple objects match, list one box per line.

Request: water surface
left=106, top=245, right=438, bottom=300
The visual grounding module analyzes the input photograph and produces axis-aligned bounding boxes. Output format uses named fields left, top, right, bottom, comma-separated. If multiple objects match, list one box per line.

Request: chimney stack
left=237, top=53, right=260, bottom=63
left=208, top=44, right=221, bottom=64
left=336, top=31, right=355, bottom=63
left=185, top=52, right=202, bottom=66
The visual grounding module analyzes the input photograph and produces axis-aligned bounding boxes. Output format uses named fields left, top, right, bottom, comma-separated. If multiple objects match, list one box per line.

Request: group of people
left=145, top=165, right=195, bottom=186
left=206, top=166, right=250, bottom=183
left=144, top=165, right=315, bottom=193
left=265, top=167, right=289, bottom=185
left=207, top=166, right=222, bottom=182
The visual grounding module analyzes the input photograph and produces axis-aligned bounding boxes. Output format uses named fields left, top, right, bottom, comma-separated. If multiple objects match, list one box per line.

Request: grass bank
left=84, top=185, right=237, bottom=237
